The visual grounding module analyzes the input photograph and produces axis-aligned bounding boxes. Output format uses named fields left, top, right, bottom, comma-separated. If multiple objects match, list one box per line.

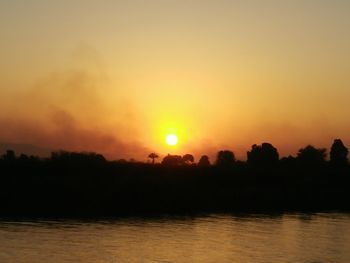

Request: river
left=0, top=213, right=349, bottom=262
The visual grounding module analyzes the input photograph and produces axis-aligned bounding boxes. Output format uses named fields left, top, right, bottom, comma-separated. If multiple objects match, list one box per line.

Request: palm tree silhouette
left=148, top=153, right=159, bottom=164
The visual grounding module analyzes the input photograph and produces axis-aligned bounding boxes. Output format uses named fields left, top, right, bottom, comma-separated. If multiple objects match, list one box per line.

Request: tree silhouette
left=216, top=150, right=235, bottom=166
left=2, top=150, right=16, bottom=162
left=161, top=154, right=183, bottom=166
left=297, top=145, right=326, bottom=167
left=247, top=143, right=279, bottom=167
left=18, top=154, right=29, bottom=163
left=280, top=155, right=297, bottom=168
left=198, top=155, right=210, bottom=166
left=50, top=151, right=106, bottom=167
left=330, top=139, right=348, bottom=167
left=182, top=154, right=194, bottom=165
left=148, top=153, right=159, bottom=164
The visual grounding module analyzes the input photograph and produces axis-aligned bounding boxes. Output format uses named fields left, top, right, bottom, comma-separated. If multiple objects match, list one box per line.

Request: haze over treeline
left=1, top=139, right=349, bottom=167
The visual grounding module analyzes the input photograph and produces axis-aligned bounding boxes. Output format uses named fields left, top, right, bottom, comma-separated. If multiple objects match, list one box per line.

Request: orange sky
left=1, top=0, right=350, bottom=161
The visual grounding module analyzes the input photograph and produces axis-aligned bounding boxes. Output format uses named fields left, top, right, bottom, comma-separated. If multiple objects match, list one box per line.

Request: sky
left=1, top=0, right=350, bottom=161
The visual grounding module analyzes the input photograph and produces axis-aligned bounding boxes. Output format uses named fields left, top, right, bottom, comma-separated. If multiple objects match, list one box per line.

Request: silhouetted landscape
left=1, top=139, right=349, bottom=217
left=3, top=1, right=350, bottom=262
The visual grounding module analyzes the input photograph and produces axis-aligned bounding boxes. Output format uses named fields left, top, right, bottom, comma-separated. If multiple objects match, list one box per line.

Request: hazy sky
left=1, top=0, right=350, bottom=161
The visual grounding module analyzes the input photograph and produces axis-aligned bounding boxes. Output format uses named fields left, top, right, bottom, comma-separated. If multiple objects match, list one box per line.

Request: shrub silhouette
left=182, top=154, right=194, bottom=165
left=280, top=155, right=297, bottom=168
left=330, top=139, right=348, bottom=168
left=50, top=151, right=106, bottom=168
left=247, top=143, right=279, bottom=168
left=2, top=150, right=16, bottom=162
left=216, top=150, right=235, bottom=166
left=297, top=145, right=326, bottom=168
left=161, top=154, right=183, bottom=166
left=198, top=155, right=210, bottom=166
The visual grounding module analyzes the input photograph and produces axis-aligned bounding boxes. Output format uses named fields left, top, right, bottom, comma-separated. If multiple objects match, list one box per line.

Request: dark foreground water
left=0, top=213, right=349, bottom=263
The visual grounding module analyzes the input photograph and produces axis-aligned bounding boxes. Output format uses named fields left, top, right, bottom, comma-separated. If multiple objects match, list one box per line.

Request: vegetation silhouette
left=161, top=154, right=183, bottom=166
left=182, top=154, right=195, bottom=165
left=330, top=139, right=348, bottom=168
left=216, top=150, right=235, bottom=166
left=247, top=143, right=279, bottom=168
left=0, top=139, right=350, bottom=217
left=296, top=145, right=327, bottom=168
left=148, top=153, right=159, bottom=164
left=3, top=150, right=16, bottom=162
left=198, top=155, right=210, bottom=166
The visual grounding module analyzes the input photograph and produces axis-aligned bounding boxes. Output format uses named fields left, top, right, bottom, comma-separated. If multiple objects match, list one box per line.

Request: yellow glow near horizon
left=166, top=134, right=178, bottom=146
left=153, top=121, right=187, bottom=151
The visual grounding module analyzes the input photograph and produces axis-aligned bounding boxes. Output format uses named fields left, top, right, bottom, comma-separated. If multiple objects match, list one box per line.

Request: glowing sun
left=166, top=134, right=178, bottom=146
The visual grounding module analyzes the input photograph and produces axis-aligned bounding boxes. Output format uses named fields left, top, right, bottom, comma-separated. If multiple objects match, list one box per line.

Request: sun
left=166, top=134, right=178, bottom=146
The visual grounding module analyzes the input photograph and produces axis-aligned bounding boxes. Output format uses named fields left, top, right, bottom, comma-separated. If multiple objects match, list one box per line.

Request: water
left=0, top=213, right=349, bottom=263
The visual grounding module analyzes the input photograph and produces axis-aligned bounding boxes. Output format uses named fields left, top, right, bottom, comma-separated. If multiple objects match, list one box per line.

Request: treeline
left=154, top=139, right=349, bottom=170
left=0, top=139, right=349, bottom=217
left=1, top=139, right=349, bottom=170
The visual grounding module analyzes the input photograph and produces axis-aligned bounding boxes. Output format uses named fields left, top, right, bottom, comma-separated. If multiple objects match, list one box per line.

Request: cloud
left=0, top=46, right=149, bottom=160
left=0, top=108, right=149, bottom=160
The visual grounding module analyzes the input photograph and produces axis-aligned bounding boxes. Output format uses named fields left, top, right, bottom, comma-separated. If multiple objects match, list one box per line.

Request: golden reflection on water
left=0, top=213, right=350, bottom=263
